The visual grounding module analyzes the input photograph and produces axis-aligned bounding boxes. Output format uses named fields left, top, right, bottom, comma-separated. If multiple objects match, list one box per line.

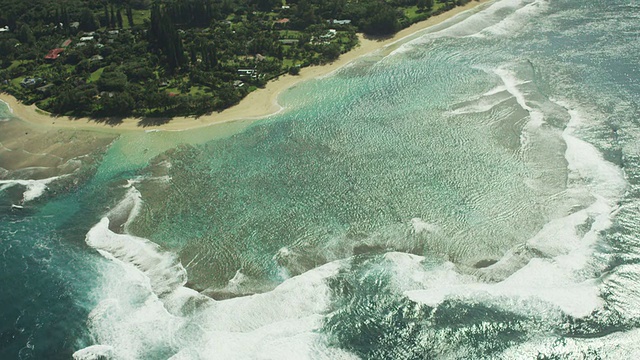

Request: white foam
left=384, top=0, right=497, bottom=57
left=382, top=251, right=594, bottom=318
left=501, top=328, right=640, bottom=358
left=106, top=186, right=144, bottom=232
left=603, top=263, right=640, bottom=320
left=78, top=99, right=628, bottom=356
left=402, top=252, right=602, bottom=319
left=410, top=218, right=439, bottom=234
left=450, top=93, right=511, bottom=115
left=0, top=98, right=14, bottom=114
left=176, top=315, right=358, bottom=360
left=124, top=175, right=172, bottom=189
left=475, top=0, right=549, bottom=37
left=81, top=185, right=353, bottom=359
left=387, top=0, right=548, bottom=58
left=401, top=104, right=626, bottom=319
left=494, top=68, right=544, bottom=125
left=491, top=67, right=545, bottom=150
left=483, top=85, right=507, bottom=96
left=82, top=252, right=350, bottom=359
left=181, top=260, right=353, bottom=359
left=0, top=175, right=63, bottom=202
left=563, top=108, right=627, bottom=200
left=86, top=217, right=187, bottom=296
left=72, top=345, right=115, bottom=360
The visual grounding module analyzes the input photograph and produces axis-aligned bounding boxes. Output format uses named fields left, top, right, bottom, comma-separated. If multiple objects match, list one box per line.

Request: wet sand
left=0, top=119, right=116, bottom=180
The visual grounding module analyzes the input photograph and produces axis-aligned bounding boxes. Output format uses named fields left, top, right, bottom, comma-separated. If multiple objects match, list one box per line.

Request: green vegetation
left=0, top=0, right=474, bottom=120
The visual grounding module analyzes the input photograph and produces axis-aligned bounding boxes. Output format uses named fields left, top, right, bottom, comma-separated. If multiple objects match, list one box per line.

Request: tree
left=320, top=43, right=341, bottom=63
left=252, top=0, right=279, bottom=12
left=149, top=4, right=186, bottom=72
left=18, top=24, right=35, bottom=45
left=99, top=91, right=134, bottom=116
left=110, top=5, right=117, bottom=28
left=288, top=66, right=300, bottom=75
left=117, top=8, right=124, bottom=29
left=126, top=5, right=135, bottom=27
left=293, top=0, right=318, bottom=28
left=79, top=8, right=99, bottom=31
left=97, top=70, right=128, bottom=92
left=362, top=7, right=401, bottom=36
left=103, top=4, right=110, bottom=27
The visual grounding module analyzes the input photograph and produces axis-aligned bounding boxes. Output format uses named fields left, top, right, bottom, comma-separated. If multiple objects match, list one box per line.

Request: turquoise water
left=2, top=0, right=640, bottom=358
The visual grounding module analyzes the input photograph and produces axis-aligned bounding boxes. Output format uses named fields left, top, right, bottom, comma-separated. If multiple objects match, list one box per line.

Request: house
left=61, top=39, right=72, bottom=48
left=80, top=36, right=94, bottom=42
left=237, top=69, right=257, bottom=78
left=70, top=22, right=80, bottom=29
left=332, top=19, right=352, bottom=25
left=20, top=78, right=38, bottom=87
left=0, top=26, right=9, bottom=32
left=36, top=84, right=54, bottom=93
left=275, top=18, right=290, bottom=24
left=279, top=39, right=299, bottom=45
left=75, top=42, right=87, bottom=47
left=320, top=29, right=337, bottom=39
left=90, top=55, right=104, bottom=62
left=281, top=5, right=290, bottom=9
left=233, top=80, right=244, bottom=87
left=256, top=54, right=266, bottom=61
left=44, top=48, right=64, bottom=60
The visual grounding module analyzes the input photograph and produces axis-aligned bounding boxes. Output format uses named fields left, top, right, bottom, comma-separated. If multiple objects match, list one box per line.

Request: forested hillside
left=0, top=0, right=471, bottom=119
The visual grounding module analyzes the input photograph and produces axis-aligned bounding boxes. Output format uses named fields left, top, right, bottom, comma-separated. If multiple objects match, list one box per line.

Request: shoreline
left=0, top=0, right=490, bottom=133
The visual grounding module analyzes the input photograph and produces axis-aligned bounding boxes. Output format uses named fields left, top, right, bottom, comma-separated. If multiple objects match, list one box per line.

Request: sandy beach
left=0, top=0, right=489, bottom=133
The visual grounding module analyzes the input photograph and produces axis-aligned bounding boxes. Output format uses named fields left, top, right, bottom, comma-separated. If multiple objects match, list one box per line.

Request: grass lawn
left=131, top=9, right=150, bottom=27
left=403, top=6, right=430, bottom=23
left=8, top=60, right=31, bottom=70
left=36, top=98, right=53, bottom=110
left=188, top=86, right=207, bottom=95
left=403, top=3, right=448, bottom=23
left=88, top=67, right=105, bottom=82
left=11, top=77, right=25, bottom=87
left=282, top=59, right=295, bottom=67
left=65, top=64, right=76, bottom=74
left=278, top=30, right=303, bottom=38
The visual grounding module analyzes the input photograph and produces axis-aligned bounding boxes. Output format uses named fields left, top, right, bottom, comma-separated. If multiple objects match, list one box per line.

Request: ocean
left=2, top=0, right=640, bottom=358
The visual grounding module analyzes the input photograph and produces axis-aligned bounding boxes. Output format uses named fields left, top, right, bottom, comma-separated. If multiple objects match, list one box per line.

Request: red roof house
left=45, top=48, right=65, bottom=60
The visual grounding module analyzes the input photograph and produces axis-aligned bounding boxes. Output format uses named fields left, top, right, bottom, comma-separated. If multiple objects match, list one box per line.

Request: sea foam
left=77, top=186, right=359, bottom=359
left=404, top=103, right=626, bottom=319
left=0, top=175, right=63, bottom=203
left=386, top=0, right=547, bottom=58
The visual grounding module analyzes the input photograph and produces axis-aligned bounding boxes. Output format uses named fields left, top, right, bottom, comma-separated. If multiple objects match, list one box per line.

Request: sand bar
left=0, top=0, right=490, bottom=133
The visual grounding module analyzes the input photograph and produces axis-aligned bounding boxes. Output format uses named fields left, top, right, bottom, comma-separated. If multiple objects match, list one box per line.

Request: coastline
left=0, top=0, right=490, bottom=133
